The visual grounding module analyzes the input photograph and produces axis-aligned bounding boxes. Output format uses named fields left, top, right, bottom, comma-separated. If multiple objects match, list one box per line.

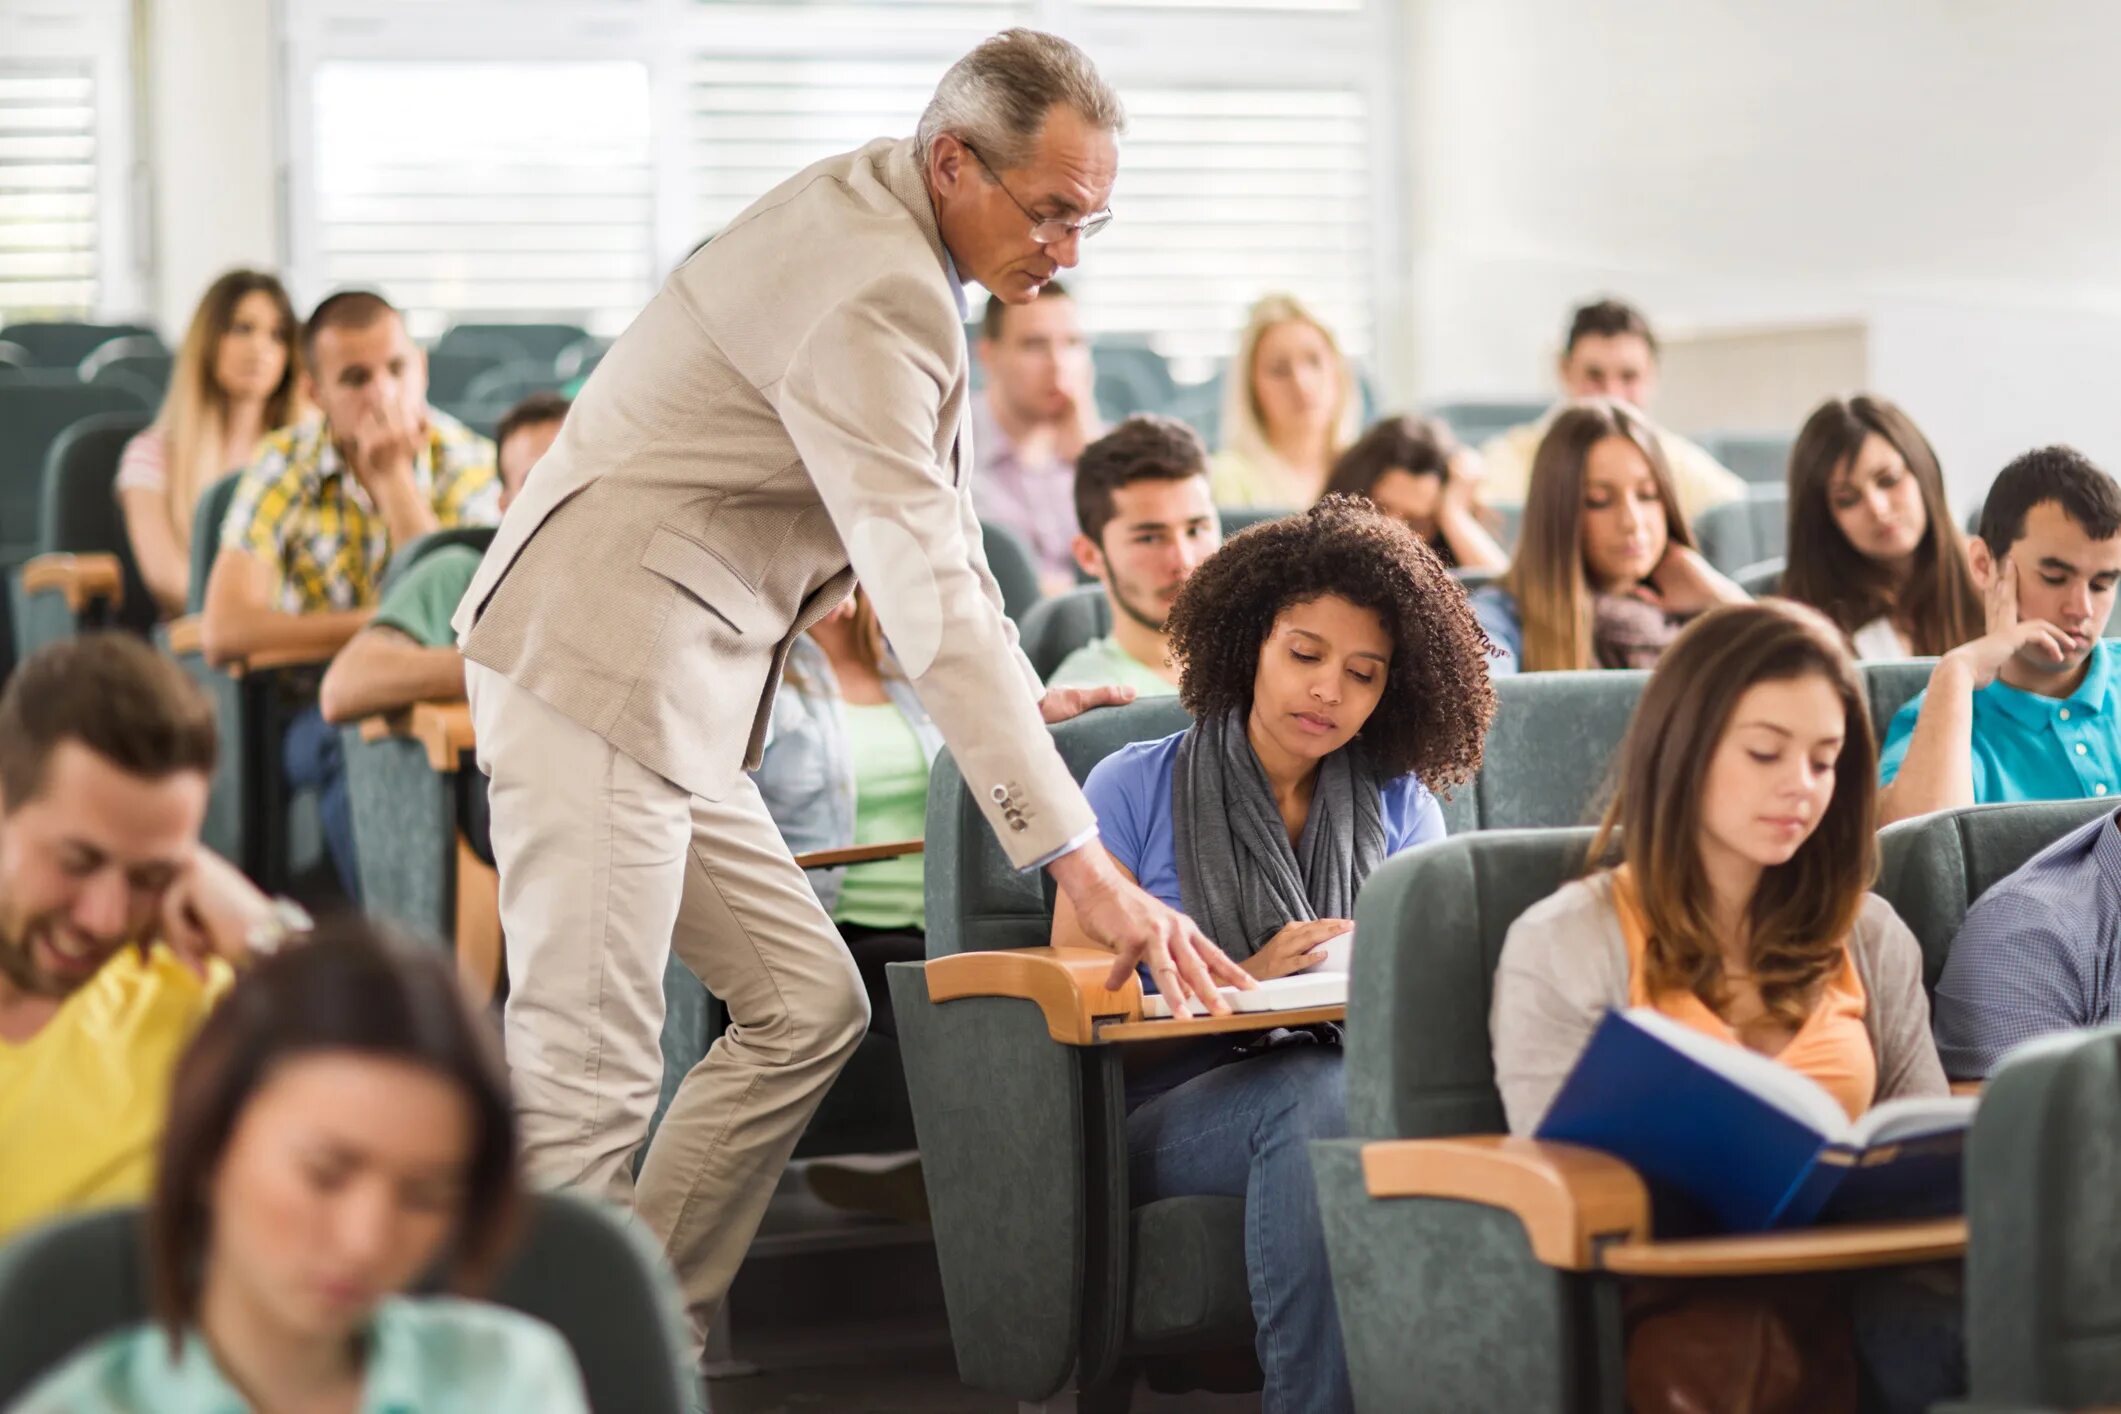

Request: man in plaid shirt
left=200, top=290, right=498, bottom=899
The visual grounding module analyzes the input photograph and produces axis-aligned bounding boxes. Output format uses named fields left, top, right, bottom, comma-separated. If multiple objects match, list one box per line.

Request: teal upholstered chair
left=1440, top=670, right=1648, bottom=834
left=0, top=320, right=160, bottom=369
left=1018, top=584, right=1112, bottom=680
left=1864, top=657, right=1938, bottom=741
left=0, top=1196, right=699, bottom=1414
left=1701, top=430, right=1796, bottom=487
left=980, top=518, right=1044, bottom=624
left=423, top=350, right=507, bottom=408
left=1314, top=799, right=2110, bottom=1412
left=1693, top=488, right=1787, bottom=575
left=893, top=696, right=1283, bottom=1410
left=434, top=321, right=594, bottom=371
left=1219, top=505, right=1292, bottom=537
left=1948, top=1023, right=2121, bottom=1413
left=1734, top=556, right=1785, bottom=596
left=11, top=410, right=156, bottom=659
left=1426, top=399, right=1549, bottom=447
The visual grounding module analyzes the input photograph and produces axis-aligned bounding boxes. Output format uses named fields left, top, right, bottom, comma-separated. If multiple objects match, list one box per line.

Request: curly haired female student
left=1052, top=495, right=1494, bottom=1414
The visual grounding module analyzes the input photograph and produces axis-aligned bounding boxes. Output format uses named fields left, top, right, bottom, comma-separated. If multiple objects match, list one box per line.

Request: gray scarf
left=1171, top=709, right=1389, bottom=961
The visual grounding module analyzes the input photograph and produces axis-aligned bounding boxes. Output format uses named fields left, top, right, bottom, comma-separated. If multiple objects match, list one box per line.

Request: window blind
left=0, top=60, right=99, bottom=319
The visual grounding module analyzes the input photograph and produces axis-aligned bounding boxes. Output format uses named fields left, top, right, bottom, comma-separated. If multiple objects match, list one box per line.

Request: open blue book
left=1536, top=1008, right=1975, bottom=1233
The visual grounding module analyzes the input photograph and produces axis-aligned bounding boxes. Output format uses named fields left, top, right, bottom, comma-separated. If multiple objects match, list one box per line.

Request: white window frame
left=0, top=0, right=141, bottom=321
left=277, top=0, right=1405, bottom=389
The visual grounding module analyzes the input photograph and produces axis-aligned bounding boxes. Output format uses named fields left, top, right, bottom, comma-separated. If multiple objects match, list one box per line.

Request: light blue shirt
left=1932, top=807, right=2121, bottom=1078
left=1470, top=585, right=1523, bottom=677
left=18, top=1297, right=588, bottom=1414
left=1879, top=641, right=2121, bottom=804
left=1082, top=728, right=1446, bottom=928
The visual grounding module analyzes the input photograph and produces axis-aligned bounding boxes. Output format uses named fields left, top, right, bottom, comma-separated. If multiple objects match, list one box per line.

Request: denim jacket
left=754, top=635, right=943, bottom=912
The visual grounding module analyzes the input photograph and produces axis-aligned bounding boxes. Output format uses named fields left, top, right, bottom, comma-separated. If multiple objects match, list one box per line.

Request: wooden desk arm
left=20, top=553, right=122, bottom=613
left=166, top=615, right=204, bottom=657
left=353, top=701, right=474, bottom=773
left=923, top=945, right=1345, bottom=1045
left=793, top=840, right=925, bottom=870
left=165, top=614, right=333, bottom=679
left=1361, top=1136, right=1650, bottom=1270
left=1950, top=1079, right=1983, bottom=1098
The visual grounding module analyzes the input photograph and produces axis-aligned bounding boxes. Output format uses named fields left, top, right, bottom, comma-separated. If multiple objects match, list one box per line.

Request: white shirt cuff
left=1017, top=822, right=1100, bottom=874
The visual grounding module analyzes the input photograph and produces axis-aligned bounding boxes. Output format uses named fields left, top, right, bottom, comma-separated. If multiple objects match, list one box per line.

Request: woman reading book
left=1051, top=496, right=1494, bottom=1414
left=1491, top=598, right=1956, bottom=1413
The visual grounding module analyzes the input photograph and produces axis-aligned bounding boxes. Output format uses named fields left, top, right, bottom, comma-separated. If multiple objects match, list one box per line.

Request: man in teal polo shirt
left=318, top=393, right=567, bottom=725
left=1880, top=445, right=2121, bottom=824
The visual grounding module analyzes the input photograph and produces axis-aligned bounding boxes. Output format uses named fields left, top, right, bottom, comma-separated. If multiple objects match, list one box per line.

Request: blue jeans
left=283, top=704, right=359, bottom=902
left=1125, top=1045, right=1352, bottom=1414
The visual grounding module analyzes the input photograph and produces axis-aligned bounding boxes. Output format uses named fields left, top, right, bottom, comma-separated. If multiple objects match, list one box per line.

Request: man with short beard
left=0, top=635, right=291, bottom=1241
left=1048, top=414, right=1222, bottom=694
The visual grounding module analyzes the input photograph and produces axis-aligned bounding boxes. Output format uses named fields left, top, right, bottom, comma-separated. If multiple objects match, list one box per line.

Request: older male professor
left=452, top=30, right=1248, bottom=1338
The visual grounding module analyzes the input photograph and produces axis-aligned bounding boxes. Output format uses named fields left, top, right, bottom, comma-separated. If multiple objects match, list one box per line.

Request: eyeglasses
left=961, top=141, right=1113, bottom=246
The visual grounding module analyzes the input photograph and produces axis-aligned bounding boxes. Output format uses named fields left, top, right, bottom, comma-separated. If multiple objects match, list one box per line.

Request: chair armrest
left=1359, top=1135, right=1968, bottom=1276
left=1949, top=1079, right=1983, bottom=1097
left=792, top=840, right=924, bottom=869
left=20, top=553, right=122, bottom=613
left=1360, top=1136, right=1650, bottom=1270
left=924, top=945, right=1345, bottom=1045
left=408, top=701, right=474, bottom=772
left=166, top=614, right=204, bottom=657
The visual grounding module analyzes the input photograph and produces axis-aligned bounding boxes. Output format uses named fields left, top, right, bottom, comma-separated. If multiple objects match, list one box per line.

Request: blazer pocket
left=640, top=525, right=776, bottom=638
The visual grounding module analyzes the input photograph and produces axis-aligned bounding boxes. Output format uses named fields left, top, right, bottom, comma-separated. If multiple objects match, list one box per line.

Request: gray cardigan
left=1491, top=872, right=1949, bottom=1134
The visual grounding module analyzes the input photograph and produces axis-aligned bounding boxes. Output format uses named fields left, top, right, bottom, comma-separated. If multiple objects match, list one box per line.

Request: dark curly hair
left=1165, top=495, right=1495, bottom=788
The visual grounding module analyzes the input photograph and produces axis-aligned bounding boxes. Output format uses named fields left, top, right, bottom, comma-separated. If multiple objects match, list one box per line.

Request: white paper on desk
left=1312, top=928, right=1355, bottom=975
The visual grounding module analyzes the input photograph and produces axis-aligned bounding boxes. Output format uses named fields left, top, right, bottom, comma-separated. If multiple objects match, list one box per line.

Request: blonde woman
left=1209, top=293, right=1362, bottom=508
left=116, top=270, right=304, bottom=616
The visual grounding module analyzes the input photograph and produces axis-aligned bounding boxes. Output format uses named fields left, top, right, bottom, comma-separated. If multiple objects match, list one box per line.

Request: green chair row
left=1314, top=796, right=2112, bottom=1412
left=10, top=411, right=158, bottom=663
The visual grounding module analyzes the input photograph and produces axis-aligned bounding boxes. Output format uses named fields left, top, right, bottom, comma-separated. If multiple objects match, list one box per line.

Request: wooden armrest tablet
left=1949, top=1080, right=1983, bottom=1098
left=165, top=615, right=204, bottom=657
left=21, top=553, right=122, bottom=612
left=357, top=710, right=412, bottom=744
left=1360, top=1137, right=1650, bottom=1269
left=792, top=840, right=925, bottom=869
left=1360, top=1136, right=1966, bottom=1275
left=236, top=644, right=337, bottom=676
left=923, top=946, right=1343, bottom=1045
left=409, top=701, right=475, bottom=772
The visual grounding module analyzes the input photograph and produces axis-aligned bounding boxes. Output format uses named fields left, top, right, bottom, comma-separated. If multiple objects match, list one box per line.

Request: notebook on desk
left=1139, top=970, right=1348, bottom=1020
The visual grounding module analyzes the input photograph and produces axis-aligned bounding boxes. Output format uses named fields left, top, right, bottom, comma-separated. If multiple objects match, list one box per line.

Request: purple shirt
left=969, top=398, right=1083, bottom=587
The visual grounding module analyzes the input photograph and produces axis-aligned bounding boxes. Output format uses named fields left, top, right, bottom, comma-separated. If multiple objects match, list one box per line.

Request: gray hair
left=916, top=29, right=1125, bottom=171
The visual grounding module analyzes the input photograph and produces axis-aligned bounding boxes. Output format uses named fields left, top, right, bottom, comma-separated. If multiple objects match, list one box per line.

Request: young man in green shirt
left=319, top=393, right=567, bottom=725
left=1047, top=414, right=1222, bottom=696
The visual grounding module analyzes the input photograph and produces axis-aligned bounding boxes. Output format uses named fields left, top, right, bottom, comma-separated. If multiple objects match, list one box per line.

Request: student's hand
left=1946, top=557, right=2074, bottom=689
left=1241, top=918, right=1351, bottom=980
left=1039, top=683, right=1137, bottom=723
left=1049, top=843, right=1255, bottom=1015
left=157, top=847, right=277, bottom=976
left=1443, top=448, right=1485, bottom=507
left=347, top=400, right=421, bottom=495
left=1640, top=544, right=1747, bottom=616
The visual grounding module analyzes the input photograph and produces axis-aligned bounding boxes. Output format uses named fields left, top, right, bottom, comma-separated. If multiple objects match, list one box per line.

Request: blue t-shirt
left=1879, top=641, right=2121, bottom=804
left=1082, top=728, right=1446, bottom=927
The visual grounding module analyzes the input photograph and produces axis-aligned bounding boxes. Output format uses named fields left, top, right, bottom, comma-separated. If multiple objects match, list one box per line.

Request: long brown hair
left=1782, top=394, right=1980, bottom=656
left=149, top=924, right=522, bottom=1347
left=1589, top=600, right=1878, bottom=1025
left=157, top=270, right=305, bottom=544
left=1501, top=399, right=1693, bottom=672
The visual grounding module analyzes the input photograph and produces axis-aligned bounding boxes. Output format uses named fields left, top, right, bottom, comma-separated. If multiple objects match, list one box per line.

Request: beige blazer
left=454, top=137, right=1094, bottom=869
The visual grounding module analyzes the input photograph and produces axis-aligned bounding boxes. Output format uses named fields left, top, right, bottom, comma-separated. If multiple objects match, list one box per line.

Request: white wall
left=1404, top=0, right=2121, bottom=509
left=144, top=0, right=279, bottom=338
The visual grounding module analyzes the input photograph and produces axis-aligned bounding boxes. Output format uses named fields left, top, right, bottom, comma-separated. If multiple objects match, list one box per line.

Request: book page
left=1847, top=1095, right=1978, bottom=1148
left=1313, top=928, right=1355, bottom=975
left=1622, top=1009, right=1851, bottom=1137
left=1140, top=972, right=1347, bottom=1019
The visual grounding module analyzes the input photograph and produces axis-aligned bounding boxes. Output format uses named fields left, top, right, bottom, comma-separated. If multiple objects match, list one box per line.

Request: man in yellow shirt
left=1475, top=297, right=1749, bottom=523
left=0, top=635, right=285, bottom=1241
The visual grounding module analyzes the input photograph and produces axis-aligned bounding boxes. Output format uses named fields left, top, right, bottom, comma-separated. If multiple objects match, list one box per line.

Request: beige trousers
left=467, top=662, right=868, bottom=1341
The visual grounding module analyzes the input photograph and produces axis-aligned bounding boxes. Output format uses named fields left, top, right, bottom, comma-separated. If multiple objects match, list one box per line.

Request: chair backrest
left=924, top=697, right=1191, bottom=958
left=0, top=377, right=154, bottom=554
left=434, top=322, right=594, bottom=370
left=1445, top=669, right=1649, bottom=834
left=0, top=339, right=28, bottom=371
left=0, top=321, right=160, bottom=369
left=1964, top=1022, right=2121, bottom=1409
left=423, top=350, right=506, bottom=408
left=380, top=526, right=497, bottom=600
left=86, top=355, right=173, bottom=400
left=38, top=410, right=158, bottom=633
left=1875, top=797, right=2116, bottom=990
left=1165, top=369, right=1223, bottom=448
left=0, top=1196, right=694, bottom=1413
left=1861, top=657, right=1936, bottom=741
left=1692, top=488, right=1787, bottom=574
left=1701, top=430, right=1795, bottom=487
left=1345, top=828, right=1598, bottom=1139
left=1017, top=583, right=1111, bottom=679
left=188, top=473, right=245, bottom=614
left=1219, top=505, right=1293, bottom=537
left=978, top=518, right=1043, bottom=624
left=77, top=335, right=167, bottom=381
left=1733, top=557, right=1785, bottom=597
left=1425, top=399, right=1549, bottom=447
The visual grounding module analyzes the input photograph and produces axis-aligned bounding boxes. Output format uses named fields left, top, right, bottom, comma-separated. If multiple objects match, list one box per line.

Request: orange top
left=1609, top=868, right=1876, bottom=1121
